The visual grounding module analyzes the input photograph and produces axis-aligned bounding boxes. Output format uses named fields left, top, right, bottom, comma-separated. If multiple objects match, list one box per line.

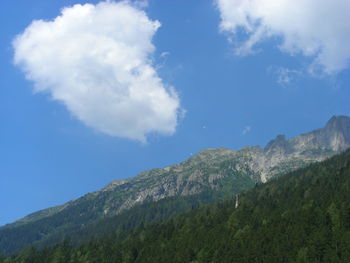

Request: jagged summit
left=264, top=134, right=287, bottom=152
left=325, top=115, right=350, bottom=129
left=256, top=116, right=350, bottom=182
left=323, top=115, right=350, bottom=151
left=263, top=115, right=350, bottom=153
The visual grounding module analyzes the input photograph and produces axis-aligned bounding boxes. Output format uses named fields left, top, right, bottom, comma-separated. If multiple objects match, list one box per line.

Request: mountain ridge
left=6, top=115, right=350, bottom=227
left=1, top=115, right=350, bottom=254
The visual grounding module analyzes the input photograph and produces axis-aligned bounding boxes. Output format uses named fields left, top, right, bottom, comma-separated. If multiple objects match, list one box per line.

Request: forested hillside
left=2, top=149, right=350, bottom=262
left=0, top=190, right=233, bottom=255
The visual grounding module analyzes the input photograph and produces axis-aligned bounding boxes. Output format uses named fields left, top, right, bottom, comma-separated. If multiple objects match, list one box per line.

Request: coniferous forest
left=1, top=149, right=350, bottom=262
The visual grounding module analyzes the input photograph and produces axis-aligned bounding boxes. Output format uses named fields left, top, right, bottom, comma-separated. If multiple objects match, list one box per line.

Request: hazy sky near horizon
left=1, top=0, right=350, bottom=226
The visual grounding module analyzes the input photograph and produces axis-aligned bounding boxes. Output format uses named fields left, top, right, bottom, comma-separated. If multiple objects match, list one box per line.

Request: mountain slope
left=3, top=148, right=350, bottom=263
left=1, top=115, right=350, bottom=255
left=117, top=148, right=350, bottom=262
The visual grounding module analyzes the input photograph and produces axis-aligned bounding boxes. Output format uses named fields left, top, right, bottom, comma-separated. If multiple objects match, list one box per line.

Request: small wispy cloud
left=160, top=51, right=170, bottom=58
left=242, top=126, right=251, bottom=135
left=268, top=66, right=301, bottom=87
left=277, top=68, right=299, bottom=85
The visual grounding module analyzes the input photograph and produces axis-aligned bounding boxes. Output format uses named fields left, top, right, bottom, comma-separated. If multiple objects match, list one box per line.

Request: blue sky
left=1, top=0, right=349, bottom=226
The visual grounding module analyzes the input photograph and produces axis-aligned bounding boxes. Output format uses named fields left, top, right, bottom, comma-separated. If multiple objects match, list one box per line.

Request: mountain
left=3, top=147, right=350, bottom=262
left=258, top=115, right=350, bottom=181
left=1, top=115, right=350, bottom=254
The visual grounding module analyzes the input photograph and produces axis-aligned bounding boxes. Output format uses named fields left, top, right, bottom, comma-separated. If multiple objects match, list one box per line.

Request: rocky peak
left=325, top=115, right=350, bottom=130
left=264, top=134, right=287, bottom=151
left=322, top=115, right=350, bottom=151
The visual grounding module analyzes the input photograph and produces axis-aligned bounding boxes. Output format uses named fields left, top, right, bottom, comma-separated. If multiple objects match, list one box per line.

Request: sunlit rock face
left=255, top=115, right=350, bottom=182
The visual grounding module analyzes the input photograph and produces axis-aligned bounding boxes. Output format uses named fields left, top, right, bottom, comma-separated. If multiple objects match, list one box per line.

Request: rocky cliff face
left=5, top=116, right=350, bottom=228
left=257, top=115, right=350, bottom=181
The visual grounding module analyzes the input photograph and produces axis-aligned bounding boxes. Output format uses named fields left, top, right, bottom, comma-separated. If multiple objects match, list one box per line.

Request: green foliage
left=0, top=189, right=238, bottom=255
left=3, top=149, right=350, bottom=262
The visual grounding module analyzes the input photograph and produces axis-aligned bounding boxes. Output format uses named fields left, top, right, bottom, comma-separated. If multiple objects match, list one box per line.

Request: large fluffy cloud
left=216, top=0, right=350, bottom=74
left=13, top=1, right=180, bottom=142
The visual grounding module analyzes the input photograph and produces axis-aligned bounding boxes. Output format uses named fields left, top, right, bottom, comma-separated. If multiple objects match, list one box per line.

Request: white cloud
left=13, top=1, right=180, bottom=142
left=216, top=0, right=350, bottom=74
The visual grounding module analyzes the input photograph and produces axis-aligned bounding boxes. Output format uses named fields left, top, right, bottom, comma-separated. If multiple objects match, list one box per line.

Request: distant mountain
left=4, top=145, right=350, bottom=262
left=1, top=115, right=349, bottom=254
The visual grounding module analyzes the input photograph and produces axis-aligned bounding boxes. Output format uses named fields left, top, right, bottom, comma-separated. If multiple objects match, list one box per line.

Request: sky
left=1, top=0, right=350, bottom=226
